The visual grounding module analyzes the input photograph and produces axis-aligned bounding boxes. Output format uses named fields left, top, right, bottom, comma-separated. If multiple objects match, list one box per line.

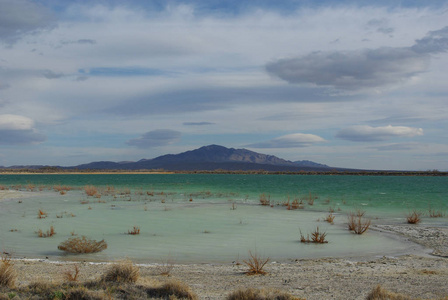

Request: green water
left=0, top=174, right=447, bottom=263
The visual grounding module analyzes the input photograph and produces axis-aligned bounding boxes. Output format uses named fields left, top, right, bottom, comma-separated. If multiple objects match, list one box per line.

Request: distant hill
left=73, top=144, right=335, bottom=171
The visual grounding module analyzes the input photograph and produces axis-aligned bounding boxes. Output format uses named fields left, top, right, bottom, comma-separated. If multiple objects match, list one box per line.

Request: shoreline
left=6, top=224, right=448, bottom=299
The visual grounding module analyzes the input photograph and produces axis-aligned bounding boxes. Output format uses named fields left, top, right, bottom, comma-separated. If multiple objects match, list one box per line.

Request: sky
left=0, top=0, right=447, bottom=170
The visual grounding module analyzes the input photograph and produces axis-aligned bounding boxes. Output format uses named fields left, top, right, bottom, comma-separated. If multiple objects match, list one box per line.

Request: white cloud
left=0, top=114, right=46, bottom=145
left=247, top=133, right=326, bottom=148
left=336, top=125, right=423, bottom=142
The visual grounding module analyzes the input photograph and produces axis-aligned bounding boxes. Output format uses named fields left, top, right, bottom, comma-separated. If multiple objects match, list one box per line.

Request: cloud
left=411, top=26, right=448, bottom=54
left=43, top=70, right=64, bottom=79
left=266, top=26, right=448, bottom=92
left=0, top=114, right=46, bottom=145
left=266, top=47, right=429, bottom=91
left=183, top=122, right=215, bottom=126
left=369, top=143, right=417, bottom=151
left=247, top=133, right=326, bottom=148
left=0, top=0, right=55, bottom=44
left=127, top=129, right=181, bottom=148
left=336, top=125, right=423, bottom=142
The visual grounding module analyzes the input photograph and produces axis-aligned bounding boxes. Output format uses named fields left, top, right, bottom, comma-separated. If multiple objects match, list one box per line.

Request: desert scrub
left=0, top=254, right=16, bottom=288
left=300, top=227, right=328, bottom=243
left=36, top=225, right=56, bottom=237
left=146, top=280, right=198, bottom=300
left=227, top=288, right=303, bottom=300
left=366, top=285, right=411, bottom=300
left=127, top=226, right=141, bottom=235
left=58, top=236, right=107, bottom=253
left=347, top=213, right=371, bottom=234
left=103, top=260, right=139, bottom=284
left=325, top=213, right=335, bottom=224
left=259, top=193, right=270, bottom=206
left=407, top=210, right=422, bottom=224
left=243, top=250, right=270, bottom=275
left=84, top=185, right=98, bottom=197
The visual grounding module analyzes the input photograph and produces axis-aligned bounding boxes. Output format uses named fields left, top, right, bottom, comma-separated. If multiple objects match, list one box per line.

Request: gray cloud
left=336, top=125, right=423, bottom=142
left=0, top=0, right=55, bottom=44
left=43, top=70, right=64, bottom=79
left=183, top=122, right=215, bottom=126
left=266, top=27, right=448, bottom=92
left=0, top=82, right=10, bottom=90
left=0, top=129, right=46, bottom=145
left=127, top=129, right=181, bottom=148
left=412, top=26, right=448, bottom=54
left=369, top=143, right=416, bottom=151
left=247, top=133, right=326, bottom=148
left=266, top=47, right=429, bottom=91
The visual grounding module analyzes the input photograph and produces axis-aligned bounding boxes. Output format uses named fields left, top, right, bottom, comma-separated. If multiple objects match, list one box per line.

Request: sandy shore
left=8, top=224, right=448, bottom=299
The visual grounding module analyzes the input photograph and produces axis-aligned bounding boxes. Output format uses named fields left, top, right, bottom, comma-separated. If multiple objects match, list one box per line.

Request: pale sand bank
left=8, top=225, right=448, bottom=299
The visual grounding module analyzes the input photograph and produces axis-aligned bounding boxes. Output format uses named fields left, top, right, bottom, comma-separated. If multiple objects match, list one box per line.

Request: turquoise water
left=0, top=174, right=447, bottom=263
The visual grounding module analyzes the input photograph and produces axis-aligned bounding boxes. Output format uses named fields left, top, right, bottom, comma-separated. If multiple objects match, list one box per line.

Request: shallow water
left=0, top=174, right=447, bottom=263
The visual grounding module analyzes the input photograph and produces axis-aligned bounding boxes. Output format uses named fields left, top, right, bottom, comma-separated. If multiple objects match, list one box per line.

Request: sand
left=8, top=224, right=448, bottom=299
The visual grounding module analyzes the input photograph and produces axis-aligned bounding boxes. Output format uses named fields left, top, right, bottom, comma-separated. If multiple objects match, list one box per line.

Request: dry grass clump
left=243, top=251, right=270, bottom=275
left=37, top=209, right=47, bottom=219
left=348, top=213, right=371, bottom=234
left=259, top=193, right=270, bottom=206
left=146, top=280, right=198, bottom=300
left=128, top=226, right=141, bottom=235
left=103, top=260, right=139, bottom=284
left=428, top=209, right=446, bottom=218
left=36, top=225, right=56, bottom=238
left=227, top=288, right=303, bottom=300
left=63, top=265, right=80, bottom=282
left=0, top=254, right=16, bottom=288
left=325, top=213, right=335, bottom=224
left=406, top=210, right=422, bottom=224
left=300, top=227, right=328, bottom=243
left=58, top=236, right=107, bottom=253
left=366, top=285, right=411, bottom=300
left=84, top=185, right=98, bottom=197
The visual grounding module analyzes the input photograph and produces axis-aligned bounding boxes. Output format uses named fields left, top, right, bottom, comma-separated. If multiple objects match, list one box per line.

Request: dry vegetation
left=103, top=261, right=140, bottom=284
left=37, top=209, right=47, bottom=219
left=324, top=213, right=335, bottom=224
left=0, top=254, right=16, bottom=288
left=243, top=251, right=270, bottom=275
left=300, top=227, right=328, bottom=243
left=57, top=236, right=107, bottom=253
left=63, top=264, right=80, bottom=282
left=128, top=226, right=141, bottom=235
left=259, top=193, right=270, bottom=206
left=348, top=211, right=371, bottom=234
left=407, top=210, right=422, bottom=224
left=36, top=225, right=56, bottom=238
left=84, top=185, right=98, bottom=197
left=227, top=288, right=304, bottom=300
left=366, top=285, right=412, bottom=300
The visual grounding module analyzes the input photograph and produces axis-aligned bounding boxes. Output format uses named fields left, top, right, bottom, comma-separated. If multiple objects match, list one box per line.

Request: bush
left=58, top=236, right=107, bottom=253
left=348, top=213, right=371, bottom=234
left=366, top=285, right=411, bottom=300
left=146, top=280, right=198, bottom=300
left=406, top=210, right=422, bottom=224
left=227, top=288, right=303, bottom=300
left=243, top=250, right=270, bottom=275
left=103, top=260, right=139, bottom=284
left=0, top=255, right=16, bottom=288
left=300, top=227, right=328, bottom=243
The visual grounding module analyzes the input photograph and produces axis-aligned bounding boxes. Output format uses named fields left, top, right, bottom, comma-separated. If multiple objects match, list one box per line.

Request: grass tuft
left=348, top=213, right=371, bottom=234
left=103, top=260, right=139, bottom=284
left=84, top=185, right=98, bottom=197
left=36, top=226, right=56, bottom=238
left=243, top=250, right=270, bottom=275
left=146, top=280, right=198, bottom=300
left=127, top=226, right=141, bottom=235
left=63, top=264, right=80, bottom=282
left=300, top=227, right=328, bottom=243
left=227, top=287, right=303, bottom=300
left=406, top=210, right=422, bottom=224
left=325, top=213, right=335, bottom=224
left=366, top=285, right=411, bottom=300
left=37, top=209, right=47, bottom=219
left=0, top=254, right=16, bottom=288
left=58, top=236, right=107, bottom=253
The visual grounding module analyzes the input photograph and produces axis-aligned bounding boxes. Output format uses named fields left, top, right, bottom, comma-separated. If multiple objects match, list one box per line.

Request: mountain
left=73, top=145, right=333, bottom=171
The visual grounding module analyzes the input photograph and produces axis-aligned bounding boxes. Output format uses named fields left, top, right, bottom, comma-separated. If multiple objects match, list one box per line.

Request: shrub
left=406, top=211, right=422, bottom=224
left=0, top=255, right=16, bottom=288
left=103, top=260, right=139, bottom=284
left=127, top=226, right=140, bottom=235
left=428, top=209, right=445, bottom=218
left=37, top=209, right=47, bottom=219
left=146, top=280, right=198, bottom=300
left=58, top=236, right=107, bottom=253
left=243, top=250, right=270, bottom=275
left=348, top=213, right=371, bottom=234
left=300, top=227, right=328, bottom=243
left=366, top=285, right=411, bottom=300
left=325, top=213, right=335, bottom=224
left=84, top=185, right=98, bottom=197
left=259, top=193, right=270, bottom=206
left=37, top=226, right=56, bottom=238
left=63, top=264, right=80, bottom=282
left=227, top=288, right=303, bottom=300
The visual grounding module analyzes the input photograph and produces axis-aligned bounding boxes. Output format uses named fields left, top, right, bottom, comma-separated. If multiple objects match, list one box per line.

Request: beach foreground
left=3, top=225, right=448, bottom=299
